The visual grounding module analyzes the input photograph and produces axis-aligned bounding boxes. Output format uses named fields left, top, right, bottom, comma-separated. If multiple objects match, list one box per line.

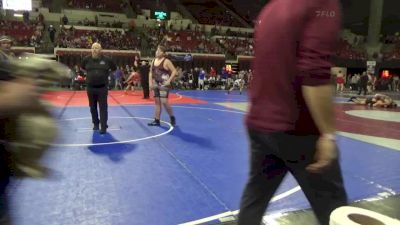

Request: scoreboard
left=2, top=0, right=32, bottom=11
left=151, top=9, right=170, bottom=20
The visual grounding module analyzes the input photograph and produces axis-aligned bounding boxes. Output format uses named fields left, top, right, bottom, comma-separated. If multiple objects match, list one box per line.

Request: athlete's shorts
left=153, top=86, right=170, bottom=98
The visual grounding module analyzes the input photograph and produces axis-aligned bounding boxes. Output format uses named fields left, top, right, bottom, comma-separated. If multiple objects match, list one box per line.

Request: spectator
left=23, top=11, right=29, bottom=24
left=61, top=15, right=68, bottom=25
left=48, top=25, right=56, bottom=43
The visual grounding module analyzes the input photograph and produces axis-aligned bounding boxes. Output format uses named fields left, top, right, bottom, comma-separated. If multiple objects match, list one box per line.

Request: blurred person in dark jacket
left=139, top=61, right=150, bottom=99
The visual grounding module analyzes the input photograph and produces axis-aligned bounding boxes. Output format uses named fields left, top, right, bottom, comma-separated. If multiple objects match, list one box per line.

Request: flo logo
left=316, top=10, right=336, bottom=17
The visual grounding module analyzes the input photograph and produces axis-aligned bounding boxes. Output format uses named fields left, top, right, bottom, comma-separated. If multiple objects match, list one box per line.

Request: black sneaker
left=148, top=119, right=160, bottom=126
left=93, top=124, right=99, bottom=130
left=99, top=125, right=108, bottom=134
left=170, top=116, right=176, bottom=127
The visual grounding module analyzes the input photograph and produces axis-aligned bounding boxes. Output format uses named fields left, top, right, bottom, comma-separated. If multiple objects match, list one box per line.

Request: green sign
left=152, top=10, right=169, bottom=20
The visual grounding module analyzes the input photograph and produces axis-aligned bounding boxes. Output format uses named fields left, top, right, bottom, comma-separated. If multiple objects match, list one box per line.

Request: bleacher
left=336, top=39, right=367, bottom=60
left=383, top=44, right=400, bottom=60
left=219, top=0, right=263, bottom=25
left=56, top=27, right=140, bottom=50
left=216, top=37, right=253, bottom=56
left=382, top=34, right=400, bottom=60
left=0, top=20, right=37, bottom=46
left=181, top=0, right=243, bottom=27
left=164, top=30, right=223, bottom=53
left=3, top=1, right=399, bottom=64
left=66, top=0, right=124, bottom=13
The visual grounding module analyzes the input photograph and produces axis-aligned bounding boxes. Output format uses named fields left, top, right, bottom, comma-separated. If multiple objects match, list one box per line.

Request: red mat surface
left=42, top=91, right=206, bottom=107
left=335, top=103, right=400, bottom=139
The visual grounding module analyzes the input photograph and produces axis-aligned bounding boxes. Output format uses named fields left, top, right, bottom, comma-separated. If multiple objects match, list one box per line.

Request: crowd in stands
left=1, top=15, right=399, bottom=62
left=197, top=12, right=241, bottom=27
left=144, top=27, right=224, bottom=54
left=336, top=39, right=367, bottom=60
left=56, top=26, right=140, bottom=50
left=66, top=0, right=124, bottom=12
left=217, top=37, right=253, bottom=56
left=341, top=72, right=399, bottom=93
left=0, top=17, right=372, bottom=60
left=182, top=1, right=242, bottom=27
left=0, top=18, right=382, bottom=61
left=172, top=68, right=252, bottom=91
left=209, top=25, right=253, bottom=39
left=225, top=29, right=253, bottom=38
left=383, top=45, right=400, bottom=60
left=382, top=34, right=400, bottom=44
left=74, top=17, right=123, bottom=28
left=219, top=0, right=261, bottom=25
left=65, top=61, right=252, bottom=93
left=381, top=33, right=400, bottom=60
left=0, top=19, right=44, bottom=47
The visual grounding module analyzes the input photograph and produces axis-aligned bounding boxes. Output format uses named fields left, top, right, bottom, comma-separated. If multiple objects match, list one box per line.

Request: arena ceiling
left=221, top=0, right=400, bottom=35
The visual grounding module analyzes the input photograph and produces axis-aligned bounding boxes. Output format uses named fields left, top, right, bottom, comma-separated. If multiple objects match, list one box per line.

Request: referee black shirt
left=81, top=55, right=116, bottom=87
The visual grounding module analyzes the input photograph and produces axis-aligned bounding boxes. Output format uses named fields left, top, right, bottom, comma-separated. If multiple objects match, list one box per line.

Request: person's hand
left=306, top=136, right=338, bottom=173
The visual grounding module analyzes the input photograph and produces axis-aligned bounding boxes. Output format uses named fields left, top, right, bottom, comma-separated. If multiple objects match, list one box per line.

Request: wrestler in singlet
left=336, top=74, right=344, bottom=84
left=364, top=96, right=375, bottom=106
left=126, top=71, right=140, bottom=85
left=152, top=58, right=171, bottom=98
left=374, top=94, right=397, bottom=107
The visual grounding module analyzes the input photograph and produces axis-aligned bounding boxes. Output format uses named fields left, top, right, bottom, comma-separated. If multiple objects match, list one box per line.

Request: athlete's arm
left=298, top=0, right=341, bottom=173
left=164, top=59, right=177, bottom=85
left=148, top=60, right=154, bottom=88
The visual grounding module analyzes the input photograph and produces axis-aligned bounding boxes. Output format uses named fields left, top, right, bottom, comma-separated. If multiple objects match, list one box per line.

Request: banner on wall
left=366, top=61, right=376, bottom=75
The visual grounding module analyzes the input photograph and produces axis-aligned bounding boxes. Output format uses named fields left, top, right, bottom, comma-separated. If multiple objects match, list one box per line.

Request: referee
left=139, top=60, right=150, bottom=99
left=81, top=42, right=116, bottom=134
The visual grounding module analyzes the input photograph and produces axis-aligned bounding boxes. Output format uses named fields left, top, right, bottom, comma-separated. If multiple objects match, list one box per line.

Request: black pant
left=358, top=84, right=367, bottom=95
left=141, top=82, right=149, bottom=98
left=0, top=177, right=8, bottom=224
left=0, top=144, right=10, bottom=223
left=238, top=129, right=347, bottom=225
left=87, top=86, right=108, bottom=129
